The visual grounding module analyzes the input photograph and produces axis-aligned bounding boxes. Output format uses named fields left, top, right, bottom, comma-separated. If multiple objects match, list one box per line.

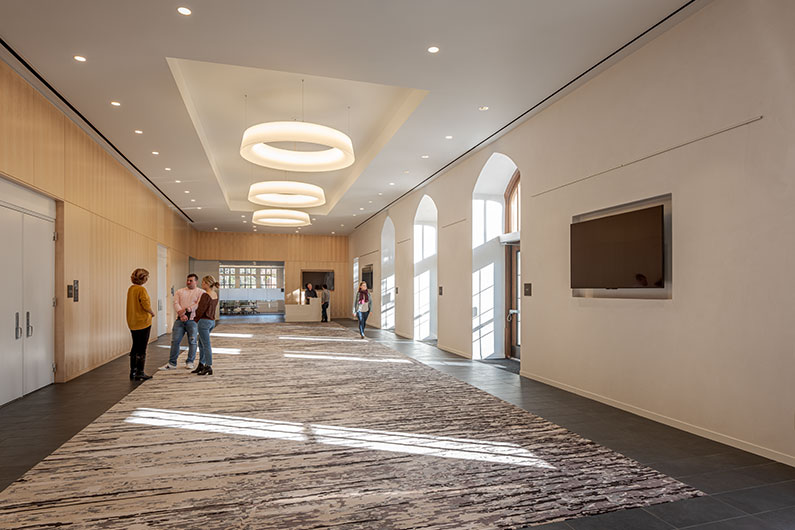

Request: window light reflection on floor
left=284, top=353, right=412, bottom=364
left=278, top=336, right=367, bottom=342
left=124, top=408, right=554, bottom=469
left=210, top=332, right=254, bottom=338
left=156, top=345, right=242, bottom=354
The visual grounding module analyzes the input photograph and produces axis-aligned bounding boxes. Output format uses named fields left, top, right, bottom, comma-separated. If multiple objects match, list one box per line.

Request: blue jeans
left=197, top=319, right=216, bottom=366
left=356, top=311, right=369, bottom=336
left=168, top=318, right=198, bottom=366
left=321, top=302, right=329, bottom=322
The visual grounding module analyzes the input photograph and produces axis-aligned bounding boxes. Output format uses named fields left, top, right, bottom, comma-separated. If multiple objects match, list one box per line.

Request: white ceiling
left=0, top=0, right=697, bottom=235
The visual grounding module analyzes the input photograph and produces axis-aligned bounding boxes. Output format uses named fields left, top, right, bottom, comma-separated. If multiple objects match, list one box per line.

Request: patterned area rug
left=0, top=323, right=701, bottom=528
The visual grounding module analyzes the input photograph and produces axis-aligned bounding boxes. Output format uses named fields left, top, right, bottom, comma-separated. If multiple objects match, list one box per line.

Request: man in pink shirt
left=160, top=273, right=205, bottom=370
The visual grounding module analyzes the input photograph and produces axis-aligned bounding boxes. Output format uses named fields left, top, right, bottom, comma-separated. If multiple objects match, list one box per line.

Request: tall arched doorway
left=413, top=196, right=438, bottom=341
left=381, top=217, right=396, bottom=330
left=471, top=153, right=520, bottom=360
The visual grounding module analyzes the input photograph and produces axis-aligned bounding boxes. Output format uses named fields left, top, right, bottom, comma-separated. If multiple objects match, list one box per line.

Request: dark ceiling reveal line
left=0, top=36, right=194, bottom=223
left=355, top=0, right=698, bottom=231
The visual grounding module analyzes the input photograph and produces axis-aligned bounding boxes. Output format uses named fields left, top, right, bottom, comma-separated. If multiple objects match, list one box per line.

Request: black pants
left=321, top=302, right=329, bottom=322
left=129, top=326, right=151, bottom=374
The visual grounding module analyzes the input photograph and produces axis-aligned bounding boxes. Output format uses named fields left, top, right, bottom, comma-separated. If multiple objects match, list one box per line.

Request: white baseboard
left=520, top=370, right=795, bottom=468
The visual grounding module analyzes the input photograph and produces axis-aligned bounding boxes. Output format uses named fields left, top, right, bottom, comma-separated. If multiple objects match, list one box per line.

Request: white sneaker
left=159, top=363, right=178, bottom=371
left=186, top=362, right=195, bottom=370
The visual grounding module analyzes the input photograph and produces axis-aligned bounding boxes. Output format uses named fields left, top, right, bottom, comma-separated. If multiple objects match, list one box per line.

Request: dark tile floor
left=1, top=318, right=793, bottom=529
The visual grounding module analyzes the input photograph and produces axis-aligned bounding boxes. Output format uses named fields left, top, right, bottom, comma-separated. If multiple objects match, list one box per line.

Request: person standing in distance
left=160, top=273, right=204, bottom=370
left=353, top=281, right=371, bottom=339
left=321, top=283, right=330, bottom=322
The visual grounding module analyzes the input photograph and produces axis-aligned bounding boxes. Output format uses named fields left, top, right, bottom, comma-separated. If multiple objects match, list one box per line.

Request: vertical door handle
left=26, top=311, right=33, bottom=338
left=15, top=312, right=22, bottom=340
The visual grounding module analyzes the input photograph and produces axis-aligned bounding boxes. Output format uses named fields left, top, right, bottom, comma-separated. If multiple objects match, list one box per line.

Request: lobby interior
left=0, top=1, right=794, bottom=528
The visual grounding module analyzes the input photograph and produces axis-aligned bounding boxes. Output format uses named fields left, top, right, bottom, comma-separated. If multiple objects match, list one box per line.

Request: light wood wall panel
left=191, top=232, right=352, bottom=319
left=0, top=59, right=192, bottom=382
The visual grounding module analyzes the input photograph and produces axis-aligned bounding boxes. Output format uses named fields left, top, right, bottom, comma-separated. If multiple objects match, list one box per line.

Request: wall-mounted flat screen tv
left=570, top=205, right=664, bottom=289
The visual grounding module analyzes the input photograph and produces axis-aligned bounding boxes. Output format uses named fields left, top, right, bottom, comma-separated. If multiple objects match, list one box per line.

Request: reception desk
left=284, top=297, right=322, bottom=322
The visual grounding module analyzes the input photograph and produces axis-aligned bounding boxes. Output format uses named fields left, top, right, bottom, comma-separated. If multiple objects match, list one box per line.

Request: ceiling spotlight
left=152, top=151, right=159, bottom=155
left=295, top=230, right=299, bottom=233
left=134, top=130, right=143, bottom=134
left=427, top=46, right=440, bottom=54
left=73, top=55, right=86, bottom=62
left=331, top=231, right=335, bottom=234
left=110, top=101, right=121, bottom=107
left=389, top=182, right=395, bottom=186
left=252, top=209, right=311, bottom=227
left=190, top=199, right=196, bottom=202
left=165, top=167, right=171, bottom=171
left=378, top=193, right=382, bottom=196
left=243, top=220, right=247, bottom=223
left=359, top=207, right=364, bottom=210
left=445, top=135, right=453, bottom=140
left=368, top=201, right=372, bottom=203
left=478, top=105, right=489, bottom=111
left=240, top=121, right=355, bottom=172
left=248, top=181, right=325, bottom=208
left=421, top=155, right=429, bottom=159
left=403, top=170, right=409, bottom=173
left=197, top=207, right=202, bottom=210
left=341, top=224, right=344, bottom=227
left=214, top=227, right=218, bottom=230
left=175, top=180, right=181, bottom=183
left=184, top=190, right=190, bottom=194
left=177, top=6, right=192, bottom=15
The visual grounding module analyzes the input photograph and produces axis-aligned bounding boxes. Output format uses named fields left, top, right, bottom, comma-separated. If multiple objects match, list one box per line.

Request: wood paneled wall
left=0, top=59, right=191, bottom=382
left=191, top=232, right=352, bottom=318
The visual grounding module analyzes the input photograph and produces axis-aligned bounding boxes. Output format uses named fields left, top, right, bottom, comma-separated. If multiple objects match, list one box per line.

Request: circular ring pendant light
left=252, top=209, right=311, bottom=227
left=248, top=181, right=325, bottom=208
left=240, top=121, right=355, bottom=172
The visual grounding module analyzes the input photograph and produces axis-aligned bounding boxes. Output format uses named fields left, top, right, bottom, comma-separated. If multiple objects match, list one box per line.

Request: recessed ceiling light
left=134, top=130, right=143, bottom=134
left=73, top=55, right=86, bottom=62
left=152, top=151, right=159, bottom=155
left=214, top=227, right=218, bottom=230
left=177, top=6, right=192, bottom=15
left=331, top=231, right=335, bottom=234
left=478, top=105, right=489, bottom=111
left=197, top=207, right=202, bottom=210
left=241, top=215, right=245, bottom=218
left=295, top=230, right=299, bottom=233
left=184, top=190, right=190, bottom=194
left=341, top=224, right=344, bottom=227
left=190, top=199, right=196, bottom=202
left=175, top=180, right=181, bottom=183
left=165, top=167, right=171, bottom=171
left=403, top=170, right=409, bottom=173
left=445, top=135, right=453, bottom=140
left=378, top=193, right=382, bottom=196
left=359, top=207, right=364, bottom=210
left=389, top=182, right=395, bottom=186
left=243, top=220, right=247, bottom=223
left=421, top=155, right=429, bottom=159
left=312, top=218, right=316, bottom=221
left=110, top=101, right=121, bottom=107
left=352, top=214, right=357, bottom=217
left=427, top=46, right=440, bottom=54
left=368, top=201, right=372, bottom=203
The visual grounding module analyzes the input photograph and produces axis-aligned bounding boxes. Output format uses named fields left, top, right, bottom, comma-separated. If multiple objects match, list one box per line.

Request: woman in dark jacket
left=192, top=275, right=220, bottom=375
left=352, top=281, right=372, bottom=339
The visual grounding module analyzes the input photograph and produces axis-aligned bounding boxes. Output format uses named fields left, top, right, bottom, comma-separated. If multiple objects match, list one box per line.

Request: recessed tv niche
left=570, top=204, right=664, bottom=289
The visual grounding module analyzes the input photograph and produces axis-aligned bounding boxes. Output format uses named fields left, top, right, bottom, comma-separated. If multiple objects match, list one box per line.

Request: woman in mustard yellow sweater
left=127, top=268, right=155, bottom=381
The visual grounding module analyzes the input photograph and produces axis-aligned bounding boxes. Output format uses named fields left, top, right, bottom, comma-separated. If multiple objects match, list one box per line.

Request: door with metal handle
left=15, top=312, right=23, bottom=339
left=26, top=311, right=34, bottom=337
left=507, top=308, right=519, bottom=322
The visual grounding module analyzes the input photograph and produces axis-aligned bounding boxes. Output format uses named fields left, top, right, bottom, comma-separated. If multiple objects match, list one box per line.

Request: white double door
left=0, top=204, right=55, bottom=406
